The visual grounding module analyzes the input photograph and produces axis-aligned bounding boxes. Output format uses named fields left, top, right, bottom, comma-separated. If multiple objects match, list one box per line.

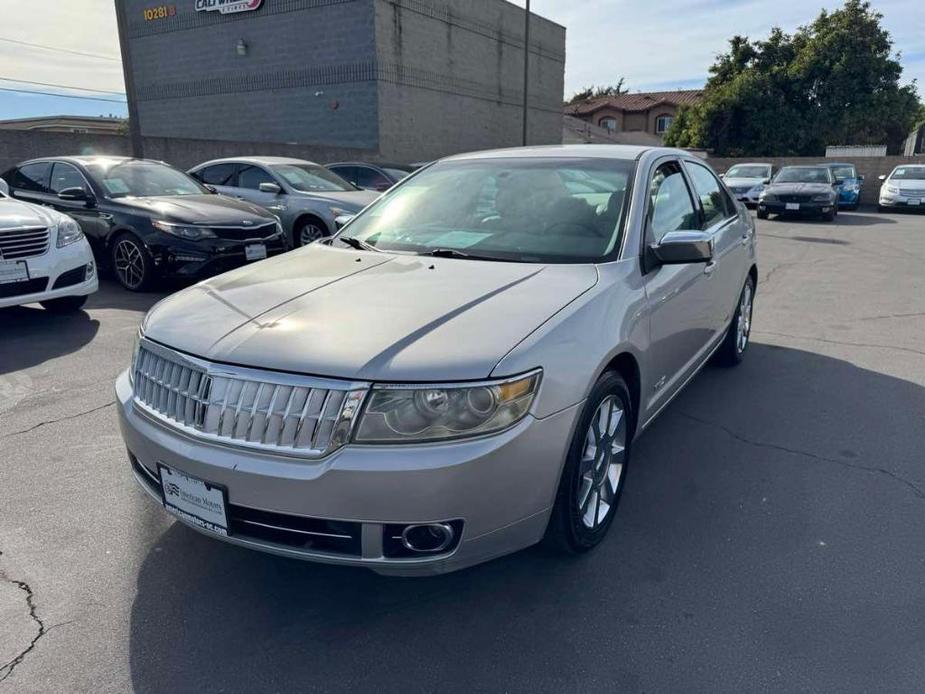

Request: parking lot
left=1, top=209, right=924, bottom=692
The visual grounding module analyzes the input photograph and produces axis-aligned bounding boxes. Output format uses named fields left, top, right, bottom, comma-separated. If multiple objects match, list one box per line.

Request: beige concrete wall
left=708, top=155, right=925, bottom=206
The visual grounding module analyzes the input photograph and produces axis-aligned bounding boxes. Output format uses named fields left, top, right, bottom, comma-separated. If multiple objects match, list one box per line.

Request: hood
left=0, top=196, right=65, bottom=231
left=768, top=182, right=834, bottom=195
left=293, top=189, right=380, bottom=211
left=142, top=245, right=599, bottom=382
left=724, top=177, right=765, bottom=188
left=115, top=194, right=275, bottom=224
left=888, top=179, right=925, bottom=191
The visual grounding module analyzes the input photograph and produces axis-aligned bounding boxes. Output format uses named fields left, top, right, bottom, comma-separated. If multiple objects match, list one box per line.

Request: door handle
left=703, top=261, right=717, bottom=276
left=741, top=233, right=750, bottom=245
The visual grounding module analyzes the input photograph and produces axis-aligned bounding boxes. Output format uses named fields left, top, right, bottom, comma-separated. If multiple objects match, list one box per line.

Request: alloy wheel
left=114, top=239, right=145, bottom=290
left=577, top=395, right=627, bottom=529
left=736, top=283, right=753, bottom=353
left=299, top=223, right=325, bottom=246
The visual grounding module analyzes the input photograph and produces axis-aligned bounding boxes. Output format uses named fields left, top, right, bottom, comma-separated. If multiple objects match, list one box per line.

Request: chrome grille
left=0, top=227, right=49, bottom=260
left=900, top=188, right=925, bottom=197
left=132, top=340, right=367, bottom=458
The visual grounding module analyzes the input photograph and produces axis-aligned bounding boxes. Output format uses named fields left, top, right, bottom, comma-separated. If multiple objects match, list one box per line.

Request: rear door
left=642, top=159, right=718, bottom=413
left=683, top=159, right=749, bottom=335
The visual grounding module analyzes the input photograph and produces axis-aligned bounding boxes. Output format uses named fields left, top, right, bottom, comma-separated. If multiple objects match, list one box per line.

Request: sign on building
left=195, top=0, right=263, bottom=14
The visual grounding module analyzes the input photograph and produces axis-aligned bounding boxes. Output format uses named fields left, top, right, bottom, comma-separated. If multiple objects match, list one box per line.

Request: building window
left=599, top=117, right=617, bottom=132
left=655, top=114, right=674, bottom=134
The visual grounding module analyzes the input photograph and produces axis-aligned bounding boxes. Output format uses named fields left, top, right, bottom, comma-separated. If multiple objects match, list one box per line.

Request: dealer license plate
left=0, top=260, right=29, bottom=284
left=158, top=464, right=229, bottom=536
left=908, top=199, right=920, bottom=206
left=245, top=243, right=267, bottom=261
left=785, top=202, right=800, bottom=211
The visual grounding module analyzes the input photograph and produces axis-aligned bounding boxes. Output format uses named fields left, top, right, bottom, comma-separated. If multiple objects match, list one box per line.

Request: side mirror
left=58, top=187, right=94, bottom=205
left=858, top=175, right=865, bottom=182
left=259, top=182, right=282, bottom=195
left=718, top=173, right=725, bottom=179
left=878, top=174, right=887, bottom=181
left=203, top=184, right=217, bottom=194
left=647, top=230, right=713, bottom=270
left=334, top=214, right=355, bottom=230
left=0, top=178, right=8, bottom=196
left=762, top=178, right=771, bottom=185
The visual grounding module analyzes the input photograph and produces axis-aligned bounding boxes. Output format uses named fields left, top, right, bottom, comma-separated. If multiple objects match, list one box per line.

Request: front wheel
left=715, top=275, right=755, bottom=367
left=756, top=208, right=769, bottom=220
left=544, top=371, right=633, bottom=554
left=294, top=218, right=328, bottom=247
left=111, top=233, right=155, bottom=291
left=823, top=208, right=836, bottom=222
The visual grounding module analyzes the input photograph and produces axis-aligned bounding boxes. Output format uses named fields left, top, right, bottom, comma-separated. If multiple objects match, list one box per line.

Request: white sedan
left=0, top=180, right=97, bottom=312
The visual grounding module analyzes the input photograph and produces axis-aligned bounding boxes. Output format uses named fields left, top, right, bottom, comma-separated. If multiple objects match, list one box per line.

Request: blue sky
left=0, top=0, right=921, bottom=120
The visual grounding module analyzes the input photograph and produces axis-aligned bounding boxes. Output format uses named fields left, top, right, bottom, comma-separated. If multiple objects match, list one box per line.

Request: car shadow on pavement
left=832, top=212, right=897, bottom=227
left=0, top=305, right=100, bottom=375
left=84, top=279, right=171, bottom=312
left=127, top=344, right=925, bottom=693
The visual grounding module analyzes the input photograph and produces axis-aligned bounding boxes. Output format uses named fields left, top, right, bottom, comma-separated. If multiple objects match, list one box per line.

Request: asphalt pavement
left=1, top=208, right=924, bottom=693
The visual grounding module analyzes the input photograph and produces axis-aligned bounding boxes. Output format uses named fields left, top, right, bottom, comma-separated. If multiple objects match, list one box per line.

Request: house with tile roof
left=564, top=89, right=703, bottom=144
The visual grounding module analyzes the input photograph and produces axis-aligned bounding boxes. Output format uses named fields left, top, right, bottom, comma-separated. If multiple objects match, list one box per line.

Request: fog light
left=85, top=261, right=95, bottom=279
left=401, top=523, right=455, bottom=553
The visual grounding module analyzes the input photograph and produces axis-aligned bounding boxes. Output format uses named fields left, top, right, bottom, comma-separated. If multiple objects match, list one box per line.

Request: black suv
left=1, top=156, right=288, bottom=291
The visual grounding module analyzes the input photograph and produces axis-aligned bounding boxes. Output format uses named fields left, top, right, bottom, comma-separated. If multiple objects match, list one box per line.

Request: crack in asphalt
left=0, top=401, right=115, bottom=440
left=855, top=310, right=925, bottom=323
left=0, top=551, right=43, bottom=685
left=753, top=330, right=925, bottom=358
left=676, top=412, right=925, bottom=501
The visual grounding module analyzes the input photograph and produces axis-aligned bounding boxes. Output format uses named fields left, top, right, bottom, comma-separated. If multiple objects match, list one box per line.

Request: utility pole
left=114, top=0, right=144, bottom=158
left=521, top=0, right=530, bottom=146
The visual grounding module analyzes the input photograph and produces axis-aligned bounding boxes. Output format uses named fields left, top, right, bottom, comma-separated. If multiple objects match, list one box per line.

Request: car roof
left=20, top=155, right=136, bottom=167
left=327, top=161, right=412, bottom=169
left=827, top=162, right=857, bottom=167
left=193, top=156, right=320, bottom=168
left=442, top=144, right=687, bottom=162
left=780, top=164, right=830, bottom=169
left=728, top=162, right=773, bottom=166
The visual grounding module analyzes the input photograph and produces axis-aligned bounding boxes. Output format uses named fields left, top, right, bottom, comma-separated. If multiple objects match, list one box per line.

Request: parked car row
left=0, top=155, right=408, bottom=300
left=721, top=160, right=925, bottom=219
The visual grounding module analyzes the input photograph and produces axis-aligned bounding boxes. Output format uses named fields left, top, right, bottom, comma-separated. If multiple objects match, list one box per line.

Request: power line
left=0, top=76, right=124, bottom=96
left=0, top=37, right=120, bottom=62
left=0, top=86, right=126, bottom=104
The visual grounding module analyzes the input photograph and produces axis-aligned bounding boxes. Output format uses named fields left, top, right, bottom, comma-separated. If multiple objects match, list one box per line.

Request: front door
left=47, top=162, right=112, bottom=252
left=642, top=160, right=717, bottom=416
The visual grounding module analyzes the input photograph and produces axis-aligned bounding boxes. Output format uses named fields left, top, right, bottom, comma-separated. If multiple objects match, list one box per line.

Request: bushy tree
left=566, top=78, right=627, bottom=105
left=665, top=1, right=921, bottom=155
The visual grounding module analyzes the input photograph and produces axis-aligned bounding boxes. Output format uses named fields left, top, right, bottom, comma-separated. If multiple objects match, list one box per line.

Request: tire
left=294, top=217, right=328, bottom=247
left=111, top=233, right=155, bottom=292
left=823, top=208, right=835, bottom=222
left=40, top=295, right=87, bottom=313
left=715, top=274, right=755, bottom=367
left=877, top=205, right=886, bottom=213
left=544, top=371, right=633, bottom=554
left=756, top=209, right=768, bottom=220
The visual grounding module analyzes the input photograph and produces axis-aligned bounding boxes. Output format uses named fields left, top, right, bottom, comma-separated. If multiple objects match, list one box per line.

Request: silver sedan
left=189, top=156, right=379, bottom=247
left=118, top=145, right=757, bottom=575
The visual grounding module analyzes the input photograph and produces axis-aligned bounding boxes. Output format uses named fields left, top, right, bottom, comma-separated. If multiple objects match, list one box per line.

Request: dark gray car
left=190, top=157, right=380, bottom=247
left=757, top=165, right=838, bottom=221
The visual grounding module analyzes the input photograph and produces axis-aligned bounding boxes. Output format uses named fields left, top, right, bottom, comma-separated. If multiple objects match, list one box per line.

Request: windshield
left=830, top=165, right=857, bottom=179
left=86, top=160, right=206, bottom=198
left=726, top=165, right=770, bottom=179
left=272, top=164, right=356, bottom=192
left=775, top=167, right=832, bottom=184
left=892, top=167, right=925, bottom=180
left=338, top=157, right=634, bottom=263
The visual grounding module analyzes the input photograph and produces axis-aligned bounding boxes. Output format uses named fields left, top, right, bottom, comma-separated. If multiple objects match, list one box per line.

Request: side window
left=329, top=166, right=357, bottom=185
left=197, top=163, right=238, bottom=186
left=648, top=162, right=698, bottom=242
left=49, top=163, right=89, bottom=194
left=12, top=162, right=52, bottom=193
left=685, top=161, right=736, bottom=228
left=237, top=166, right=275, bottom=190
left=354, top=167, right=390, bottom=190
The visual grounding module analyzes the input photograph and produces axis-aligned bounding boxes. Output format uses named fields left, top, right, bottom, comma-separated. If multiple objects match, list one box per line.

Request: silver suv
left=189, top=157, right=379, bottom=247
left=119, top=145, right=756, bottom=575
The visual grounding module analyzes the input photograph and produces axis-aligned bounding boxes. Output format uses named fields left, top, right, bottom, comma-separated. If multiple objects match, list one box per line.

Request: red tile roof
left=565, top=89, right=703, bottom=115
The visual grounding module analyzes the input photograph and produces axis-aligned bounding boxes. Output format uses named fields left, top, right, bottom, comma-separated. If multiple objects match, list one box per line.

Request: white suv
left=0, top=180, right=97, bottom=312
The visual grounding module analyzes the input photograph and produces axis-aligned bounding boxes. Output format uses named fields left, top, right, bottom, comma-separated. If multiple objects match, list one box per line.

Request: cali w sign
left=195, top=0, right=263, bottom=14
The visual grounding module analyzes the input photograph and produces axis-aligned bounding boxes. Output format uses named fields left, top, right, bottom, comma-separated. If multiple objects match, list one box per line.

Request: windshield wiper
left=337, top=236, right=381, bottom=252
left=421, top=248, right=511, bottom=262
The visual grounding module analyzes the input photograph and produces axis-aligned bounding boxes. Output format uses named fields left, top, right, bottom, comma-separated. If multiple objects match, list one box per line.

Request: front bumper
left=148, top=234, right=290, bottom=280
left=0, top=239, right=98, bottom=309
left=836, top=189, right=860, bottom=207
left=732, top=189, right=763, bottom=206
left=878, top=195, right=923, bottom=209
left=116, top=371, right=579, bottom=576
left=758, top=199, right=835, bottom=216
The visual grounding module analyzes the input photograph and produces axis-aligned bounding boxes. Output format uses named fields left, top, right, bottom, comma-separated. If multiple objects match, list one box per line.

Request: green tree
left=665, top=0, right=921, bottom=155
left=566, top=78, right=627, bottom=105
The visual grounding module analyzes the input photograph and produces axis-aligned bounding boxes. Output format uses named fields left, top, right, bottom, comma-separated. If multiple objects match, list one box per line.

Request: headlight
left=885, top=185, right=900, bottom=195
left=748, top=185, right=764, bottom=195
left=56, top=218, right=84, bottom=248
left=152, top=220, right=216, bottom=240
left=353, top=370, right=541, bottom=443
left=760, top=192, right=775, bottom=201
left=329, top=207, right=348, bottom=218
left=811, top=194, right=834, bottom=202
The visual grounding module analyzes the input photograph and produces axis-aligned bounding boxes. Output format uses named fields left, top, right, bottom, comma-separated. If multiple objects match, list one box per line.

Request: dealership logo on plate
left=194, top=0, right=263, bottom=15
